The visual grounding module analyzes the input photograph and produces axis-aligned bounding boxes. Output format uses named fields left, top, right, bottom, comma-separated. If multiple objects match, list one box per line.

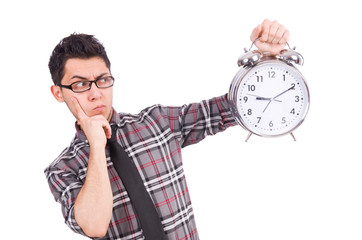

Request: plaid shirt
left=44, top=94, right=236, bottom=240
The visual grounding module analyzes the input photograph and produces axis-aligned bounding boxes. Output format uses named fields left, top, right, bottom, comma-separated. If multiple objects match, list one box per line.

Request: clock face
left=233, top=61, right=309, bottom=136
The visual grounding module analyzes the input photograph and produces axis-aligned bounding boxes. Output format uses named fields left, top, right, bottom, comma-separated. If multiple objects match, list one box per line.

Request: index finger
left=260, top=19, right=271, bottom=42
left=71, top=97, right=88, bottom=121
left=250, top=24, right=262, bottom=42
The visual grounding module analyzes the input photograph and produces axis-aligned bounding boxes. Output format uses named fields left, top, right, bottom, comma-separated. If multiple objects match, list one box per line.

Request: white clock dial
left=235, top=61, right=309, bottom=136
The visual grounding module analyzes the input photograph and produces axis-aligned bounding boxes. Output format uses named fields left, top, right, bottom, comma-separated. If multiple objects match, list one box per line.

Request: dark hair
left=48, top=33, right=111, bottom=85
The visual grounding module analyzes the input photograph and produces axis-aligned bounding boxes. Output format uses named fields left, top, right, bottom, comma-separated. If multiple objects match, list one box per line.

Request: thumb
left=104, top=123, right=112, bottom=139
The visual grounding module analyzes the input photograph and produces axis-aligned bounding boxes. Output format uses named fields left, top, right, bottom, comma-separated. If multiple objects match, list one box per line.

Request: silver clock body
left=229, top=57, right=310, bottom=138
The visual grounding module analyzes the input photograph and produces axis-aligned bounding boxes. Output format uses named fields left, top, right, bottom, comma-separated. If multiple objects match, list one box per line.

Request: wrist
left=89, top=143, right=106, bottom=153
left=89, top=144, right=107, bottom=163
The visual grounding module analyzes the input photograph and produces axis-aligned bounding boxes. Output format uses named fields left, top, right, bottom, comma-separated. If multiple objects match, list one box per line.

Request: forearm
left=74, top=146, right=113, bottom=238
left=180, top=94, right=237, bottom=147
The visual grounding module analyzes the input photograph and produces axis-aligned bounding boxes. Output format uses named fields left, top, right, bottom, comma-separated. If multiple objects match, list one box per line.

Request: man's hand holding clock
left=250, top=19, right=290, bottom=56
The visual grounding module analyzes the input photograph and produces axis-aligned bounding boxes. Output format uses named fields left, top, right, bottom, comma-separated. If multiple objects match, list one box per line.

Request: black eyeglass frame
left=58, top=76, right=115, bottom=93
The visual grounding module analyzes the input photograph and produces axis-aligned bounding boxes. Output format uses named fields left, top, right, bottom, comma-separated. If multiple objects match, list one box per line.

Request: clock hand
left=246, top=92, right=283, bottom=113
left=247, top=93, right=267, bottom=99
left=247, top=94, right=282, bottom=102
left=257, top=97, right=282, bottom=102
left=262, top=86, right=294, bottom=112
left=272, top=85, right=295, bottom=100
left=256, top=96, right=271, bottom=101
left=262, top=100, right=272, bottom=113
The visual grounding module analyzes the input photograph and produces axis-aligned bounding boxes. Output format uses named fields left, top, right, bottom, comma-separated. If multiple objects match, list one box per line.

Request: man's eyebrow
left=71, top=73, right=109, bottom=80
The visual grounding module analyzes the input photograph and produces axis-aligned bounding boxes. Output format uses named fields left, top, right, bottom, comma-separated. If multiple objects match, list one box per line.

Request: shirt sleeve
left=44, top=160, right=87, bottom=236
left=161, top=94, right=237, bottom=148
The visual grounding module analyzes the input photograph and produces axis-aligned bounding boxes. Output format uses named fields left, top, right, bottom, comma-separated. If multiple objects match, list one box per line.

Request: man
left=45, top=19, right=289, bottom=239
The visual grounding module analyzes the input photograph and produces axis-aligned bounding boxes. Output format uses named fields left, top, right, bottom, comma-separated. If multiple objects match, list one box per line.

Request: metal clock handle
left=248, top=37, right=294, bottom=52
left=246, top=38, right=304, bottom=66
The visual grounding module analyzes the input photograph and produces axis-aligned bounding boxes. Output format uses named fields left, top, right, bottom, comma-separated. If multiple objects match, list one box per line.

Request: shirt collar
left=75, top=108, right=121, bottom=142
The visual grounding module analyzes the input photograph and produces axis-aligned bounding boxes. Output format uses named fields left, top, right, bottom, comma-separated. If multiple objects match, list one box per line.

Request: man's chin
left=89, top=109, right=113, bottom=122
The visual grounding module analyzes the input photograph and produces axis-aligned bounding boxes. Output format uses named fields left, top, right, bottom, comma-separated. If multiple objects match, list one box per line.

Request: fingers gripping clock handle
left=248, top=37, right=293, bottom=52
left=249, top=37, right=297, bottom=52
left=249, top=38, right=304, bottom=66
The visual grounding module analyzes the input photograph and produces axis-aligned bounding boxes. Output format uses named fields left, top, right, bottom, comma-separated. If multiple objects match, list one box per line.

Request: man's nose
left=88, top=82, right=102, bottom=101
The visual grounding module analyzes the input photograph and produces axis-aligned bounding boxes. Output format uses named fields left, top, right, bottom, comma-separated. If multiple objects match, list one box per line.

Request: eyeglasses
left=58, top=76, right=115, bottom=93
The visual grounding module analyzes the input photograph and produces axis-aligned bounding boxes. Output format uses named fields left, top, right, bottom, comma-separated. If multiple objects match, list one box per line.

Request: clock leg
left=290, top=132, right=296, bottom=141
left=245, top=132, right=253, bottom=142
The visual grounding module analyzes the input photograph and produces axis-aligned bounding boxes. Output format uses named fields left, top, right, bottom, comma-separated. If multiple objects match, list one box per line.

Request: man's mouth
left=93, top=105, right=106, bottom=112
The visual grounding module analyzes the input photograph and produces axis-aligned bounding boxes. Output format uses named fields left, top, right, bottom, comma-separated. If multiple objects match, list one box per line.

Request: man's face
left=51, top=57, right=113, bottom=121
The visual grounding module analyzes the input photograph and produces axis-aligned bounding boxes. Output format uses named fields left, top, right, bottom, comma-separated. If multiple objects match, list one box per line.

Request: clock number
left=290, top=108, right=295, bottom=114
left=257, top=117, right=261, bottom=123
left=248, top=85, right=256, bottom=91
left=283, top=74, right=286, bottom=81
left=291, top=83, right=295, bottom=89
left=268, top=71, right=275, bottom=78
left=247, top=109, right=252, bottom=115
left=281, top=117, right=286, bottom=124
left=295, top=96, right=300, bottom=102
left=256, top=76, right=263, bottom=82
left=243, top=96, right=248, bottom=103
left=269, top=121, right=274, bottom=127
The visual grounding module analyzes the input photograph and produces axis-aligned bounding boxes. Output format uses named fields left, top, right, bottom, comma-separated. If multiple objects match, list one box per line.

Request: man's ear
left=51, top=85, right=65, bottom=103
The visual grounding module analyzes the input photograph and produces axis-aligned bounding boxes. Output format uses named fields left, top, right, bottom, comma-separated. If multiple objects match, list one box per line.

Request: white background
left=1, top=0, right=361, bottom=239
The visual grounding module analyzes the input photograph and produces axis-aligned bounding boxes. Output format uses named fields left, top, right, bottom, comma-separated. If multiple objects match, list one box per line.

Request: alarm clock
left=228, top=39, right=310, bottom=141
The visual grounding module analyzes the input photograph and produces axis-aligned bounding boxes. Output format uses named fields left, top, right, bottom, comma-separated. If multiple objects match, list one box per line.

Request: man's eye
left=74, top=81, right=88, bottom=87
